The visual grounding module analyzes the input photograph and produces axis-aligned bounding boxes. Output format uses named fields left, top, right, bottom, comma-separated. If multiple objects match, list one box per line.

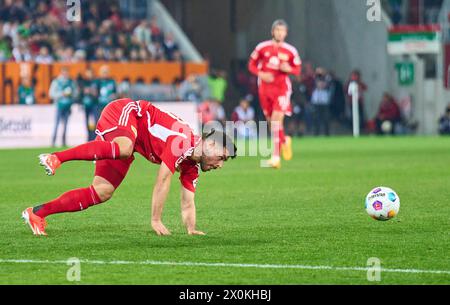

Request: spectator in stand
left=138, top=46, right=151, bottom=62
left=18, top=76, right=35, bottom=105
left=117, top=77, right=131, bottom=98
left=345, top=70, right=367, bottom=130
left=49, top=67, right=77, bottom=147
left=12, top=39, right=32, bottom=61
left=0, top=1, right=182, bottom=63
left=311, top=75, right=331, bottom=136
left=59, top=46, right=76, bottom=62
left=163, top=32, right=179, bottom=60
left=179, top=74, right=205, bottom=103
left=232, top=96, right=257, bottom=139
left=172, top=50, right=183, bottom=61
left=208, top=69, right=228, bottom=104
left=35, top=45, right=53, bottom=64
left=389, top=0, right=403, bottom=25
left=375, top=93, right=401, bottom=135
left=298, top=62, right=316, bottom=134
left=133, top=20, right=152, bottom=46
left=148, top=41, right=165, bottom=61
left=172, top=77, right=183, bottom=100
left=113, top=47, right=127, bottom=62
left=0, top=34, right=13, bottom=61
left=438, top=104, right=450, bottom=135
left=78, top=67, right=99, bottom=141
left=108, top=5, right=123, bottom=31
left=328, top=71, right=346, bottom=123
left=129, top=48, right=139, bottom=61
left=149, top=16, right=163, bottom=43
left=97, top=65, right=117, bottom=110
left=198, top=100, right=226, bottom=126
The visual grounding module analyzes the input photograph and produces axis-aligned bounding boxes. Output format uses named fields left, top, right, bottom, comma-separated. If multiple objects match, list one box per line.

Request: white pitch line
left=0, top=259, right=449, bottom=275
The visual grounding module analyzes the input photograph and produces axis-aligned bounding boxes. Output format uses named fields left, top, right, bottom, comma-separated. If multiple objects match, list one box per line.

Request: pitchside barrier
left=0, top=102, right=199, bottom=148
left=0, top=61, right=208, bottom=105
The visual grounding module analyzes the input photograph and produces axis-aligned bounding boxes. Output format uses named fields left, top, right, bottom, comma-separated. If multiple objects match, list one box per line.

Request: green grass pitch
left=0, top=137, right=449, bottom=284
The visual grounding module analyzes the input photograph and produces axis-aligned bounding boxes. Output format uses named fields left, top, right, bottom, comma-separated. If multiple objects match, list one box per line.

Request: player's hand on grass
left=258, top=71, right=274, bottom=83
left=188, top=230, right=206, bottom=236
left=151, top=220, right=171, bottom=236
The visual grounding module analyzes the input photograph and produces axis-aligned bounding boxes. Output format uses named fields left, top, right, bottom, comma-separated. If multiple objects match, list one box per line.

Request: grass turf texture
left=0, top=136, right=449, bottom=284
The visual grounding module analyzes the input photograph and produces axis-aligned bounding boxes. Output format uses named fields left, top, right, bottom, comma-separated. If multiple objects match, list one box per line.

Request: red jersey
left=96, top=99, right=200, bottom=192
left=135, top=101, right=200, bottom=192
left=248, top=40, right=302, bottom=93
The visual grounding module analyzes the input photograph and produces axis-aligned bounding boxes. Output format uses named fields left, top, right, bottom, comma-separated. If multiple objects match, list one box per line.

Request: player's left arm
left=180, top=187, right=205, bottom=235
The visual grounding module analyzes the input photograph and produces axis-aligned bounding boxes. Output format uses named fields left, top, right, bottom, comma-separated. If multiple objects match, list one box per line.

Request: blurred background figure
left=311, top=73, right=331, bottom=136
left=439, top=104, right=450, bottom=135
left=179, top=74, right=207, bottom=103
left=49, top=67, right=77, bottom=147
left=208, top=69, right=228, bottom=105
left=97, top=65, right=117, bottom=111
left=198, top=99, right=226, bottom=126
left=232, top=96, right=257, bottom=139
left=17, top=76, right=35, bottom=105
left=375, top=93, right=402, bottom=135
left=78, top=67, right=99, bottom=141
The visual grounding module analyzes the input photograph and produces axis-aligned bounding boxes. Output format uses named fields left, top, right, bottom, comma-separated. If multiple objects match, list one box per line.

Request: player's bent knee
left=113, top=137, right=134, bottom=159
left=92, top=178, right=116, bottom=203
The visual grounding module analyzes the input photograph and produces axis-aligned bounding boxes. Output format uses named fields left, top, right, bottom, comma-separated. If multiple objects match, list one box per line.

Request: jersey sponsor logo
left=278, top=52, right=289, bottom=61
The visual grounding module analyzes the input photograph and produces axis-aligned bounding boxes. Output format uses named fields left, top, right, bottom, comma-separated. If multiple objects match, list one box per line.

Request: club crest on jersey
left=267, top=56, right=280, bottom=70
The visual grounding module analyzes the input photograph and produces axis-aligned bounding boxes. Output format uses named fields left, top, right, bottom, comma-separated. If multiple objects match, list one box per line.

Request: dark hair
left=202, top=129, right=237, bottom=159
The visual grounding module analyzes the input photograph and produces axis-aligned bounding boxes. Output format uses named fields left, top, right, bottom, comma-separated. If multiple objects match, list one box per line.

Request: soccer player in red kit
left=21, top=98, right=236, bottom=236
left=248, top=19, right=301, bottom=168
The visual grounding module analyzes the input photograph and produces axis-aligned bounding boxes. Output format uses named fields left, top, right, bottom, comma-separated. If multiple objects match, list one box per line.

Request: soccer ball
left=365, top=187, right=400, bottom=221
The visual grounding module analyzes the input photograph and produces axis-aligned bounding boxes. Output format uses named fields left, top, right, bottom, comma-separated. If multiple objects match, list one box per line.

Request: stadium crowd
left=3, top=1, right=446, bottom=140
left=0, top=0, right=181, bottom=63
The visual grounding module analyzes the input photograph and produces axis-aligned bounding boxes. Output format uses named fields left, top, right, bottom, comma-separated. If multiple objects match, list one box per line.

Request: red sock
left=54, top=141, right=120, bottom=163
left=34, top=186, right=101, bottom=218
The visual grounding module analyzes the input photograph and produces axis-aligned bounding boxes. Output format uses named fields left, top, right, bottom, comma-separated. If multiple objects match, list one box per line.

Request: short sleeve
left=160, top=135, right=195, bottom=174
left=179, top=160, right=199, bottom=193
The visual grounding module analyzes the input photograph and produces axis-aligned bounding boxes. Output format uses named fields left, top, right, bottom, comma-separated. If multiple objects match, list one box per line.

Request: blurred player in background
left=248, top=19, right=302, bottom=168
left=49, top=67, right=78, bottom=147
left=22, top=99, right=236, bottom=236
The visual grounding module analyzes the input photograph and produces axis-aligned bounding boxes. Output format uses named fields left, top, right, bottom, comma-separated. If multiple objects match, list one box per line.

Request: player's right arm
left=151, top=162, right=173, bottom=235
left=248, top=44, right=274, bottom=83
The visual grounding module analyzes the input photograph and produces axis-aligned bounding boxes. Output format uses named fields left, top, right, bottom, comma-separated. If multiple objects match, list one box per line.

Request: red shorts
left=259, top=90, right=292, bottom=119
left=94, top=98, right=142, bottom=189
